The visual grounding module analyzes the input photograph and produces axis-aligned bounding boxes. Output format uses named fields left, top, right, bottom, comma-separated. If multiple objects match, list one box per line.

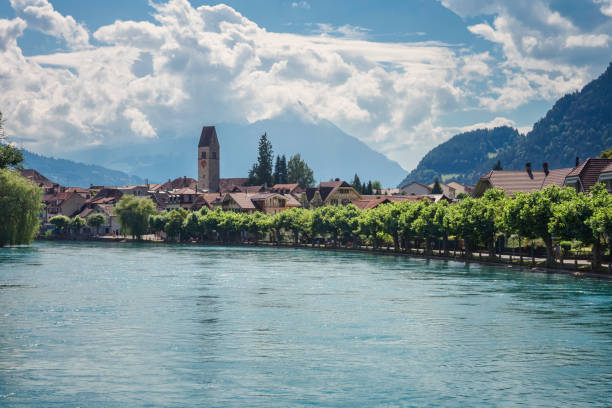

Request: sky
left=1, top=0, right=611, bottom=171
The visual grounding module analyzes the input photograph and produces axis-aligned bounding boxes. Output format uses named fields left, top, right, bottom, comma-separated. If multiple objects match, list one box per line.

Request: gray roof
left=198, top=126, right=219, bottom=147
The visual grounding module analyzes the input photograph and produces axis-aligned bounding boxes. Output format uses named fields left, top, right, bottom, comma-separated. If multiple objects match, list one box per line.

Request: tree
left=287, top=154, right=315, bottom=188
left=70, top=216, right=86, bottom=235
left=273, top=155, right=281, bottom=185
left=49, top=215, right=70, bottom=236
left=493, top=160, right=503, bottom=170
left=247, top=132, right=274, bottom=186
left=601, top=149, right=612, bottom=159
left=351, top=174, right=362, bottom=193
left=114, top=196, right=156, bottom=239
left=431, top=178, right=443, bottom=194
left=164, top=209, right=188, bottom=241
left=86, top=213, right=106, bottom=236
left=149, top=213, right=168, bottom=240
left=0, top=169, right=43, bottom=246
left=371, top=181, right=382, bottom=195
left=278, top=155, right=288, bottom=184
left=0, top=112, right=24, bottom=170
left=183, top=212, right=201, bottom=241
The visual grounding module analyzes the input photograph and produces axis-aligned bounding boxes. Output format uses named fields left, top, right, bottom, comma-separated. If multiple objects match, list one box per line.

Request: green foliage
left=273, top=155, right=288, bottom=185
left=70, top=216, right=86, bottom=231
left=399, top=63, right=612, bottom=187
left=114, top=196, right=157, bottom=239
left=247, top=132, right=274, bottom=186
left=0, top=169, right=43, bottom=246
left=601, top=149, right=612, bottom=159
left=49, top=215, right=70, bottom=233
left=456, top=193, right=469, bottom=200
left=431, top=178, right=443, bottom=194
left=86, top=213, right=106, bottom=235
left=287, top=154, right=315, bottom=188
left=351, top=174, right=362, bottom=193
left=164, top=209, right=188, bottom=241
left=0, top=145, right=24, bottom=170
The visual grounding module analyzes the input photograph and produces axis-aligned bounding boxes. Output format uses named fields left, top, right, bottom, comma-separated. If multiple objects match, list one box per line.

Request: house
left=304, top=180, right=361, bottom=207
left=77, top=203, right=120, bottom=235
left=446, top=182, right=473, bottom=197
left=598, top=162, right=612, bottom=193
left=20, top=169, right=57, bottom=193
left=157, top=176, right=197, bottom=192
left=87, top=188, right=123, bottom=206
left=353, top=195, right=430, bottom=210
left=118, top=184, right=151, bottom=197
left=428, top=182, right=456, bottom=199
left=563, top=158, right=612, bottom=193
left=43, top=191, right=86, bottom=221
left=270, top=183, right=303, bottom=195
left=65, top=187, right=93, bottom=200
left=221, top=193, right=257, bottom=214
left=400, top=182, right=432, bottom=196
left=219, top=178, right=248, bottom=193
left=379, top=188, right=401, bottom=196
left=220, top=192, right=294, bottom=214
left=166, top=188, right=199, bottom=211
left=472, top=163, right=573, bottom=197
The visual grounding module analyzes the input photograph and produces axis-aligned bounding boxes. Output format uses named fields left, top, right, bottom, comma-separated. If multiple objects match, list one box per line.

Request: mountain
left=60, top=112, right=407, bottom=187
left=399, top=126, right=520, bottom=186
left=399, top=62, right=612, bottom=187
left=21, top=150, right=144, bottom=188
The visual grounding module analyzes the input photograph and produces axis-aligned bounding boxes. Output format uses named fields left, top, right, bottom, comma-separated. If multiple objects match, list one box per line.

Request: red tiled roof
left=566, top=158, right=612, bottom=192
left=20, top=169, right=56, bottom=187
left=225, top=193, right=256, bottom=209
left=43, top=191, right=75, bottom=203
left=283, top=194, right=301, bottom=207
left=476, top=167, right=573, bottom=196
left=158, top=177, right=197, bottom=192
left=219, top=178, right=248, bottom=193
left=601, top=163, right=612, bottom=174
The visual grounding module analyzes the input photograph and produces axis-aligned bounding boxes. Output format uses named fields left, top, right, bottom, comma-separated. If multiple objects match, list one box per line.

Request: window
left=201, top=151, right=206, bottom=159
left=212, top=152, right=217, bottom=159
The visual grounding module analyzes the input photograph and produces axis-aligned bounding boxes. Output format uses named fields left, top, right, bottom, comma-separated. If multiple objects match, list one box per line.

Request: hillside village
left=20, top=124, right=612, bottom=238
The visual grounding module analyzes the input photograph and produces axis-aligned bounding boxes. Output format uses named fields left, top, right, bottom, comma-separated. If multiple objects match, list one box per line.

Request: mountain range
left=399, top=62, right=612, bottom=187
left=55, top=112, right=407, bottom=187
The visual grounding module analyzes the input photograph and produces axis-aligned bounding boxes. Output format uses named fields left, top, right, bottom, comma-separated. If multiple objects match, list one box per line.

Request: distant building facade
left=197, top=126, right=220, bottom=193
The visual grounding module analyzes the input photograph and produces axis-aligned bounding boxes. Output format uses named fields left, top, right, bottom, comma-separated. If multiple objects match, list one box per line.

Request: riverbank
left=37, top=236, right=612, bottom=280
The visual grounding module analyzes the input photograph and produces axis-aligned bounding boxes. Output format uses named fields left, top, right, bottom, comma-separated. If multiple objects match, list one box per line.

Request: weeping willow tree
left=0, top=169, right=43, bottom=247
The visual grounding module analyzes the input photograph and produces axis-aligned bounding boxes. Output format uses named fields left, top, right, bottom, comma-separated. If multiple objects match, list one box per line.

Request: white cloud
left=442, top=0, right=612, bottom=111
left=9, top=0, right=89, bottom=49
left=291, top=1, right=310, bottom=9
left=594, top=0, right=612, bottom=17
left=313, top=23, right=371, bottom=40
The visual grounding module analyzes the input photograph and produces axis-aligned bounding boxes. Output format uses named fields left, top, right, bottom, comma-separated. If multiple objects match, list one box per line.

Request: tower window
left=212, top=152, right=217, bottom=159
left=201, top=152, right=206, bottom=159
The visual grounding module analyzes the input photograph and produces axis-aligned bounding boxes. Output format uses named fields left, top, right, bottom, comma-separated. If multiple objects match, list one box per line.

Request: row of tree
left=350, top=174, right=382, bottom=195
left=246, top=132, right=315, bottom=188
left=112, top=185, right=612, bottom=272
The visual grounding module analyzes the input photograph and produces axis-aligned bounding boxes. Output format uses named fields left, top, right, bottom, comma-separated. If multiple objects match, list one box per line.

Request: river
left=1, top=242, right=611, bottom=407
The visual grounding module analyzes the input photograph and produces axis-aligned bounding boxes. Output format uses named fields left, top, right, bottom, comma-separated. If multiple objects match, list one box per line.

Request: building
left=43, top=191, right=86, bottom=221
left=270, top=183, right=303, bottom=195
left=400, top=182, right=432, bottom=196
left=428, top=182, right=456, bottom=199
left=563, top=158, right=612, bottom=193
left=353, top=195, right=430, bottom=210
left=446, top=182, right=473, bottom=197
left=20, top=169, right=57, bottom=193
left=197, top=126, right=220, bottom=193
left=472, top=162, right=574, bottom=197
left=220, top=192, right=295, bottom=214
left=304, top=180, right=362, bottom=207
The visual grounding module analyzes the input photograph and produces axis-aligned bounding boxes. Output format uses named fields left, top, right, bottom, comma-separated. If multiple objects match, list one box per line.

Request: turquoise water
left=1, top=242, right=611, bottom=407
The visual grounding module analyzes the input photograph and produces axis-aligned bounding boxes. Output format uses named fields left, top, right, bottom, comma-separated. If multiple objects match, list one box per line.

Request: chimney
left=146, top=178, right=149, bottom=190
left=575, top=157, right=580, bottom=167
left=542, top=162, right=549, bottom=176
left=525, top=162, right=533, bottom=178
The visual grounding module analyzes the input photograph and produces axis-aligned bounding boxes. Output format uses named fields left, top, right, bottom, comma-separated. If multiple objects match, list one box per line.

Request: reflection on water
left=1, top=241, right=612, bottom=407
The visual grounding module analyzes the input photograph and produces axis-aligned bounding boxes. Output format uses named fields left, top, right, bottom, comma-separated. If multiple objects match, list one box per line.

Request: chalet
left=77, top=204, right=120, bottom=235
left=270, top=183, right=303, bottom=195
left=563, top=158, right=612, bottom=193
left=166, top=188, right=199, bottom=211
left=446, top=182, right=473, bottom=197
left=400, top=182, right=431, bottom=196
left=304, top=180, right=361, bottom=207
left=221, top=192, right=293, bottom=214
left=472, top=163, right=573, bottom=197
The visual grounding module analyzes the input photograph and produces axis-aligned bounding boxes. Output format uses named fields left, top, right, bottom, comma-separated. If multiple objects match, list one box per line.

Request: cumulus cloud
left=594, top=0, right=612, bottom=17
left=1, top=0, right=610, bottom=171
left=9, top=0, right=89, bottom=49
left=441, top=0, right=612, bottom=111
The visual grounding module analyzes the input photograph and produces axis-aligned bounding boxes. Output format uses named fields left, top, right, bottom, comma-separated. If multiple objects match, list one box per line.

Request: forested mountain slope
left=399, top=62, right=612, bottom=187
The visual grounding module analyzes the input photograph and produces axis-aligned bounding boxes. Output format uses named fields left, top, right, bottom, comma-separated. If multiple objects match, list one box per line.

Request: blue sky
left=1, top=0, right=611, bottom=170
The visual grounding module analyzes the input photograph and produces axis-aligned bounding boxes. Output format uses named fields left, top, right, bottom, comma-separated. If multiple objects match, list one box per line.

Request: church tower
left=197, top=126, right=220, bottom=193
